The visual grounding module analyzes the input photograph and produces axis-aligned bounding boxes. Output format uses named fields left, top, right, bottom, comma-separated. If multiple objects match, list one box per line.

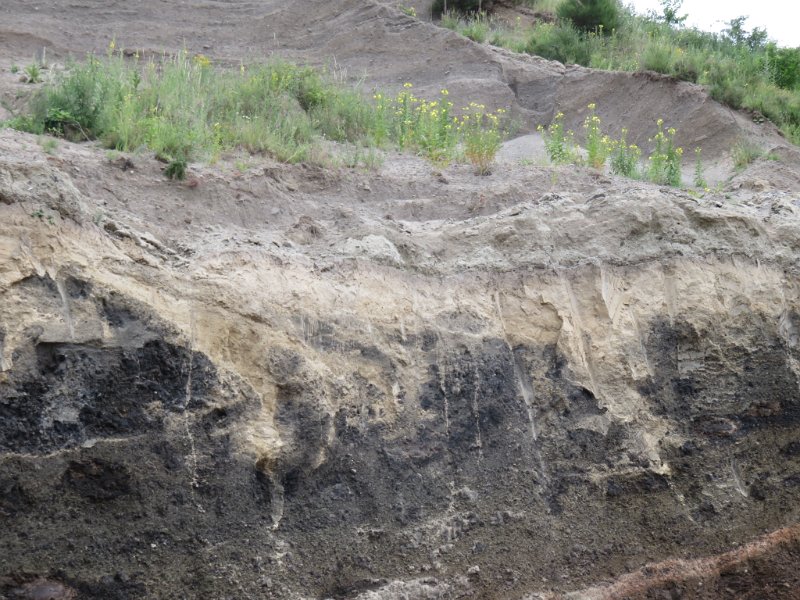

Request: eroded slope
left=1, top=125, right=800, bottom=598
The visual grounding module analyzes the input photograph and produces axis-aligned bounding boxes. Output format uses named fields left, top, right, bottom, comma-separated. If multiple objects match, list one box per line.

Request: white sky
left=625, top=0, right=800, bottom=47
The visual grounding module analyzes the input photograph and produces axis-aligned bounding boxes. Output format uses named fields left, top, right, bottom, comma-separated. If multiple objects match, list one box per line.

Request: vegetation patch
left=540, top=103, right=690, bottom=187
left=440, top=0, right=800, bottom=145
left=3, top=49, right=510, bottom=176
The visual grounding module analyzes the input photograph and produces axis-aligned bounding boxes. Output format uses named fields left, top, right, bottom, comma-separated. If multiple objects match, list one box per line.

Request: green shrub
left=165, top=158, right=187, bottom=180
left=766, top=44, right=800, bottom=90
left=526, top=22, right=591, bottom=66
left=24, top=62, right=44, bottom=84
left=642, top=39, right=673, bottom=74
left=704, top=61, right=745, bottom=108
left=461, top=13, right=490, bottom=43
left=557, top=0, right=621, bottom=34
left=670, top=50, right=700, bottom=83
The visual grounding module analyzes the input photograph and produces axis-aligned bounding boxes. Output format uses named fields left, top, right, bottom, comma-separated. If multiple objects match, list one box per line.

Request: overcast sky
left=625, top=0, right=799, bottom=47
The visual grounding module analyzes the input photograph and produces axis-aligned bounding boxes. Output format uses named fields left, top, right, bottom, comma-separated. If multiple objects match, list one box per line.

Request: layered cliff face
left=1, top=124, right=800, bottom=599
left=2, top=1, right=800, bottom=598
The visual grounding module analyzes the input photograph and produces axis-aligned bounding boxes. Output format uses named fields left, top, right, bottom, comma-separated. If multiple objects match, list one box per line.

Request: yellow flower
left=441, top=89, right=449, bottom=96
left=403, top=82, right=413, bottom=88
left=588, top=102, right=596, bottom=110
left=193, top=54, right=211, bottom=68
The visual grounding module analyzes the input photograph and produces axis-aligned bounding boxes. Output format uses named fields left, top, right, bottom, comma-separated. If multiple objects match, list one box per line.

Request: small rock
left=11, top=580, right=76, bottom=600
left=342, top=234, right=404, bottom=265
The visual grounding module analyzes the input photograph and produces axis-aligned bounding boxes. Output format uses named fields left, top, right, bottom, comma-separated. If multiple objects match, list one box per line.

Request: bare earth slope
left=2, top=2, right=800, bottom=600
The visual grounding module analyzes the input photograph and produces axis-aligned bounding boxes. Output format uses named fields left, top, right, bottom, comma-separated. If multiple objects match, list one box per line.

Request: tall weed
left=647, top=119, right=682, bottom=186
left=538, top=111, right=579, bottom=164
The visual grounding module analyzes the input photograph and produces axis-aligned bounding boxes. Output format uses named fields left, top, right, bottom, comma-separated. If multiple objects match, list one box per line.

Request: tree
left=722, top=16, right=768, bottom=50
left=657, top=0, right=687, bottom=26
left=557, top=0, right=621, bottom=34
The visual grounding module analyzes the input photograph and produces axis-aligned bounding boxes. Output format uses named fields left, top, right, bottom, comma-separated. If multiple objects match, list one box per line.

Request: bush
left=670, top=50, right=700, bottom=82
left=641, top=40, right=673, bottom=74
left=766, top=44, right=800, bottom=90
left=526, top=22, right=591, bottom=66
left=461, top=13, right=490, bottom=43
left=557, top=0, right=621, bottom=34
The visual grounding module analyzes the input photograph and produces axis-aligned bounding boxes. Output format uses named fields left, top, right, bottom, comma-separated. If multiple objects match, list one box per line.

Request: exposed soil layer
left=1, top=2, right=800, bottom=599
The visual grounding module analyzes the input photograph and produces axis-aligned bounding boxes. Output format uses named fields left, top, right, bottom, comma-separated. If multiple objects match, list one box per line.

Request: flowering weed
left=608, top=128, right=641, bottom=178
left=693, top=147, right=706, bottom=188
left=583, top=103, right=609, bottom=169
left=458, top=103, right=505, bottom=175
left=647, top=119, right=682, bottom=186
left=538, top=104, right=695, bottom=188
left=538, top=112, right=579, bottom=164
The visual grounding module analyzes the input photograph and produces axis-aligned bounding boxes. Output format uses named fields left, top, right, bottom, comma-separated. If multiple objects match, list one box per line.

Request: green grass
left=439, top=4, right=800, bottom=145
left=731, top=139, right=763, bottom=170
left=2, top=50, right=510, bottom=174
left=5, top=51, right=381, bottom=164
